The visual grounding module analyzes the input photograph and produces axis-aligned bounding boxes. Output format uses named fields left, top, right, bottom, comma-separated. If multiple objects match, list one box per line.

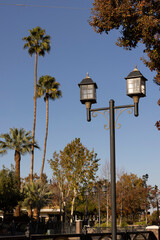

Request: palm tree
left=22, top=26, right=51, bottom=182
left=37, top=75, right=62, bottom=179
left=0, top=128, right=39, bottom=216
left=23, top=180, right=53, bottom=220
left=23, top=182, right=34, bottom=218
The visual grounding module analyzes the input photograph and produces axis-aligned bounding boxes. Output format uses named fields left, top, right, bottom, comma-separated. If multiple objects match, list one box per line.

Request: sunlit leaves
left=22, top=26, right=51, bottom=57
left=90, top=0, right=160, bottom=82
left=48, top=138, right=100, bottom=219
left=37, top=75, right=62, bottom=101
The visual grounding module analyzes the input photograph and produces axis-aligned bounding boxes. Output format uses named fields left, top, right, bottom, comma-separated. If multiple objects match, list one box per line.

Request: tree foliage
left=90, top=0, right=160, bottom=82
left=22, top=26, right=51, bottom=57
left=23, top=180, right=53, bottom=219
left=48, top=138, right=100, bottom=221
left=0, top=128, right=39, bottom=187
left=0, top=166, right=22, bottom=218
left=116, top=173, right=147, bottom=222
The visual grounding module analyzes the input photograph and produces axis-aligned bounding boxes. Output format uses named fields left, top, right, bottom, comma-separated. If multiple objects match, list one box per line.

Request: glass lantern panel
left=127, top=78, right=140, bottom=94
left=141, top=79, right=145, bottom=95
left=81, top=85, right=95, bottom=100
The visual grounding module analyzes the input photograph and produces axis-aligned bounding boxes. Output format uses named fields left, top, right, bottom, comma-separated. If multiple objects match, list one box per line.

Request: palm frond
left=37, top=75, right=62, bottom=101
left=0, top=148, right=7, bottom=155
left=23, top=26, right=51, bottom=56
left=0, top=128, right=39, bottom=156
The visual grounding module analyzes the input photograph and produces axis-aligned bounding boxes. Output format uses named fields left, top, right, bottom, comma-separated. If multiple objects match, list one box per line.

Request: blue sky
left=0, top=0, right=159, bottom=188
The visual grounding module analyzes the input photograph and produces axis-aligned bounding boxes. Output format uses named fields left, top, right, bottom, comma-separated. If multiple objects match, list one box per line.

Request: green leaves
left=22, top=26, right=51, bottom=57
left=0, top=166, right=22, bottom=216
left=0, top=128, right=39, bottom=154
left=0, top=128, right=40, bottom=187
left=37, top=75, right=62, bottom=101
left=23, top=180, right=53, bottom=211
left=48, top=138, right=100, bottom=217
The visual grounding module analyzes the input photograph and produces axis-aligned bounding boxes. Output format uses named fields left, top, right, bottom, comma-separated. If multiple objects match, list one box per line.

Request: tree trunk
left=28, top=205, right=32, bottom=218
left=70, top=189, right=77, bottom=224
left=40, top=96, right=49, bottom=179
left=31, top=52, right=38, bottom=182
left=14, top=205, right=20, bottom=217
left=33, top=208, right=39, bottom=220
left=14, top=150, right=21, bottom=217
left=15, top=150, right=21, bottom=187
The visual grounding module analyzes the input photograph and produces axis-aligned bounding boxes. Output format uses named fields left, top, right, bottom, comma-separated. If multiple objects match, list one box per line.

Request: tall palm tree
left=22, top=26, right=51, bottom=182
left=0, top=128, right=39, bottom=216
left=37, top=75, right=62, bottom=179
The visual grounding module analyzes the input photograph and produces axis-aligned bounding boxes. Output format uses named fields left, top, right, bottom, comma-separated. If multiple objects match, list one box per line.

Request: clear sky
left=0, top=0, right=159, bottom=188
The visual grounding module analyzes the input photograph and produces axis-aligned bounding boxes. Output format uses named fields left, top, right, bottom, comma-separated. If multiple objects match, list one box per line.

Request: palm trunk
left=14, top=150, right=21, bottom=217
left=33, top=207, right=39, bottom=220
left=40, top=96, right=49, bottom=179
left=31, top=52, right=38, bottom=182
left=28, top=205, right=32, bottom=218
left=15, top=150, right=21, bottom=187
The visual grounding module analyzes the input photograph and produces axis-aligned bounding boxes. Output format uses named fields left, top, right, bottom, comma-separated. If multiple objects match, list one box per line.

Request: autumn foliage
left=90, top=0, right=160, bottom=83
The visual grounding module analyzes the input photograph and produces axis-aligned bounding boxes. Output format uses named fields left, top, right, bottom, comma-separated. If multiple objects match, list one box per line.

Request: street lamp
left=79, top=73, right=97, bottom=122
left=84, top=189, right=90, bottom=224
left=126, top=65, right=147, bottom=116
left=91, top=184, right=107, bottom=228
left=92, top=185, right=101, bottom=228
left=78, top=66, right=147, bottom=240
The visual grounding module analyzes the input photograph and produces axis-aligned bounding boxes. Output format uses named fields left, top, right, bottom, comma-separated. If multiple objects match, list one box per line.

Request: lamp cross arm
left=90, top=104, right=135, bottom=112
left=87, top=101, right=137, bottom=122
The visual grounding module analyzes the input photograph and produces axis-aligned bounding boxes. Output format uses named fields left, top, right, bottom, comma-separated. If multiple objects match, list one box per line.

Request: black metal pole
left=109, top=99, right=117, bottom=240
left=134, top=102, right=139, bottom=117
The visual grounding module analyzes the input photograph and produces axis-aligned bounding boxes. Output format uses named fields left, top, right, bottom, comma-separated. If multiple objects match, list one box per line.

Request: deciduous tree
left=48, top=138, right=100, bottom=223
left=0, top=166, right=22, bottom=219
left=90, top=0, right=160, bottom=82
left=116, top=173, right=149, bottom=223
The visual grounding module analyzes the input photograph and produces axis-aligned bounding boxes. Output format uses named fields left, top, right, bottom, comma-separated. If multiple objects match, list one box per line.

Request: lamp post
left=84, top=189, right=90, bottom=224
left=78, top=66, right=147, bottom=240
left=91, top=184, right=107, bottom=228
left=102, top=184, right=109, bottom=226
left=92, top=185, right=101, bottom=227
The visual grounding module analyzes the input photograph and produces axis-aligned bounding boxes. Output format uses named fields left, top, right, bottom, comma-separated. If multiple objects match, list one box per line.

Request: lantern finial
left=133, top=65, right=138, bottom=71
left=86, top=72, right=90, bottom=78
